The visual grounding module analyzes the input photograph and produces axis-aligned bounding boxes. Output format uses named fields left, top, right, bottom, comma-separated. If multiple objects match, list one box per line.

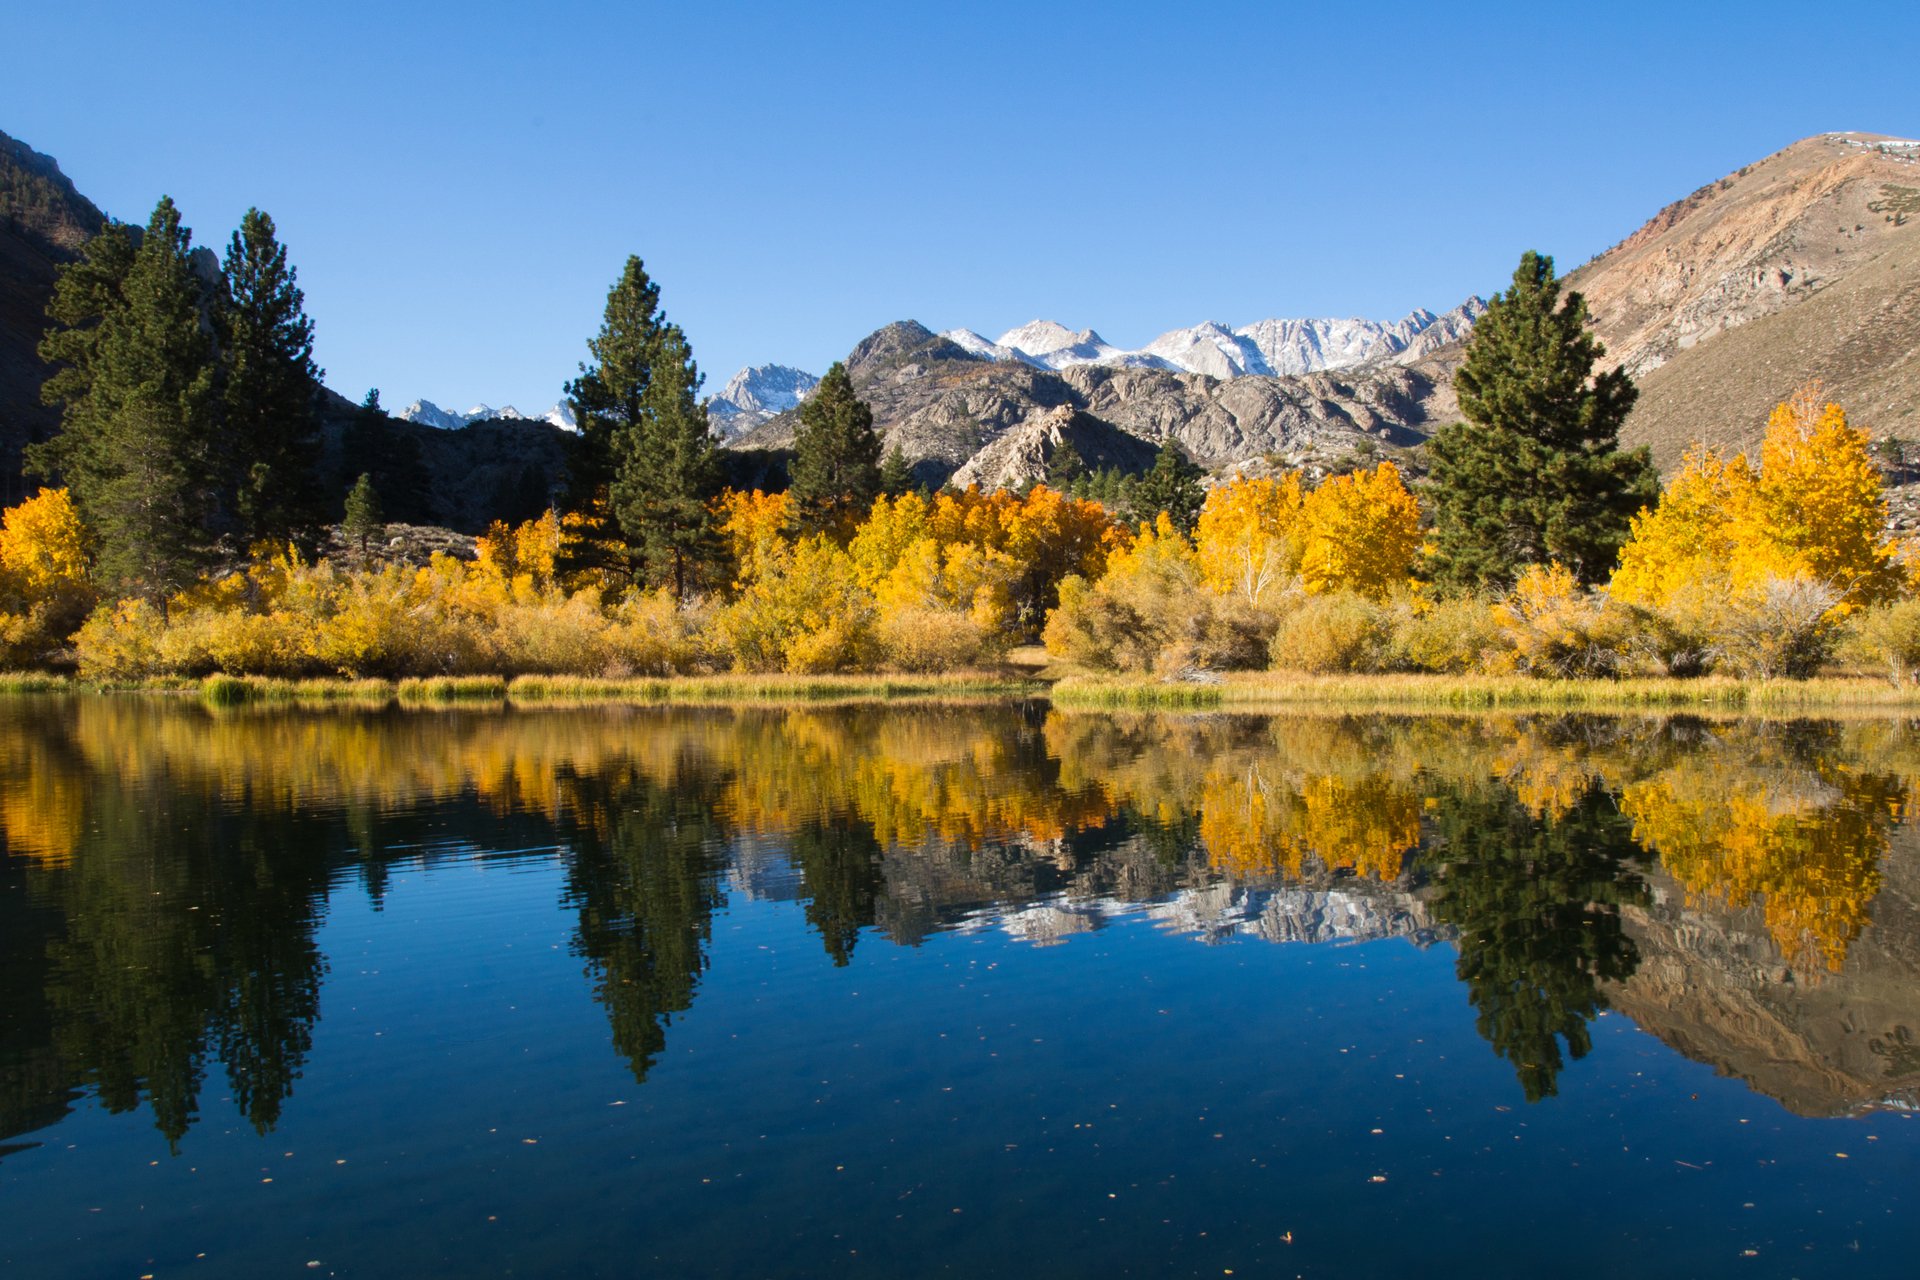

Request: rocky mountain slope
left=735, top=319, right=1461, bottom=488
left=394, top=399, right=576, bottom=431
left=0, top=130, right=105, bottom=502
left=1567, top=132, right=1920, bottom=466
left=739, top=131, right=1919, bottom=491
left=944, top=302, right=1485, bottom=380
left=705, top=363, right=817, bottom=438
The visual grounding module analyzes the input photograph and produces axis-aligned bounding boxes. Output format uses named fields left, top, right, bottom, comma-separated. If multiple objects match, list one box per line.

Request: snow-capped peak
left=995, top=319, right=1109, bottom=358
left=937, top=299, right=1485, bottom=380
left=705, top=364, right=820, bottom=439
left=392, top=399, right=578, bottom=432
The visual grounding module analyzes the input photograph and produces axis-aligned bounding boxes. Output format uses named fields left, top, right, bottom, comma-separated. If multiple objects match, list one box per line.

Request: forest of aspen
left=8, top=197, right=1920, bottom=690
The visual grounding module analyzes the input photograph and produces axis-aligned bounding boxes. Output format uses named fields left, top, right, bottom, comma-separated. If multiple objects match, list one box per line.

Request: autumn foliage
left=0, top=382, right=1909, bottom=683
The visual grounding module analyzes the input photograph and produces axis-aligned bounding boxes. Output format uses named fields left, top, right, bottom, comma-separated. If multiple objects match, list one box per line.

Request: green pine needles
left=566, top=256, right=723, bottom=597
left=788, top=361, right=881, bottom=535
left=1425, top=251, right=1657, bottom=590
left=33, top=197, right=328, bottom=598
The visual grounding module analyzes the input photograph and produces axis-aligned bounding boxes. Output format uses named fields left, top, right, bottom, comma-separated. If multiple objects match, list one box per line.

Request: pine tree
left=1124, top=442, right=1205, bottom=533
left=220, top=208, right=323, bottom=551
left=608, top=323, right=722, bottom=599
left=342, top=472, right=383, bottom=563
left=567, top=256, right=722, bottom=592
left=788, top=362, right=881, bottom=534
left=31, top=197, right=220, bottom=600
left=340, top=388, right=428, bottom=525
left=879, top=444, right=915, bottom=497
left=565, top=256, right=664, bottom=579
left=1426, top=251, right=1657, bottom=589
left=1044, top=436, right=1085, bottom=491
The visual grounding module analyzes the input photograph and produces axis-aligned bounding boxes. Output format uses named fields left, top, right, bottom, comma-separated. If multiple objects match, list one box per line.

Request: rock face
left=939, top=303, right=1487, bottom=380
left=734, top=319, right=1460, bottom=490
left=704, top=364, right=818, bottom=438
left=394, top=399, right=576, bottom=432
left=1564, top=132, right=1920, bottom=466
left=946, top=404, right=1157, bottom=492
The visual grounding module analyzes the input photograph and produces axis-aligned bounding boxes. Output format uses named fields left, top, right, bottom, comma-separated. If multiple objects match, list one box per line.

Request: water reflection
left=2, top=699, right=1918, bottom=1148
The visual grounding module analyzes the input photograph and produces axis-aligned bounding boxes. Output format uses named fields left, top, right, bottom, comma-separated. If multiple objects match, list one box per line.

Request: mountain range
left=393, top=399, right=576, bottom=432
left=940, top=302, right=1486, bottom=380
left=2, top=126, right=1916, bottom=509
left=733, top=131, right=1920, bottom=489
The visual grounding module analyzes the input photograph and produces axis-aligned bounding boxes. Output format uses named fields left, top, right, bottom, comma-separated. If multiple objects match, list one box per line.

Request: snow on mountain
left=938, top=300, right=1485, bottom=380
left=393, top=399, right=469, bottom=430
left=705, top=364, right=820, bottom=438
left=1141, top=321, right=1272, bottom=379
left=1236, top=316, right=1388, bottom=376
left=394, top=399, right=577, bottom=432
left=946, top=328, right=1033, bottom=365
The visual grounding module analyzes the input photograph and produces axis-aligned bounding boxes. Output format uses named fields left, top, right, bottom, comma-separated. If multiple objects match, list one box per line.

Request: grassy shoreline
left=139, top=671, right=1047, bottom=708
left=1048, top=672, right=1920, bottom=711
left=6, top=668, right=1920, bottom=712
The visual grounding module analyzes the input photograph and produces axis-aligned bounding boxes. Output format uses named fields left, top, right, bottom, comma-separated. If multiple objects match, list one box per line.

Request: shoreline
left=4, top=668, right=1920, bottom=713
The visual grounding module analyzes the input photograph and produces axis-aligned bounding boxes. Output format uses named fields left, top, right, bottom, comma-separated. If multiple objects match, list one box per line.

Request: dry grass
left=1049, top=671, right=1920, bottom=711
left=505, top=672, right=1044, bottom=706
left=199, top=675, right=397, bottom=707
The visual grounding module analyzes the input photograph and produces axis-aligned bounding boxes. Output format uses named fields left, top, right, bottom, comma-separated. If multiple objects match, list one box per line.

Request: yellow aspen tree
left=0, top=487, right=90, bottom=596
left=1297, top=462, right=1422, bottom=598
left=1193, top=474, right=1306, bottom=604
left=1752, top=385, right=1900, bottom=607
left=1610, top=446, right=1759, bottom=607
left=715, top=489, right=794, bottom=588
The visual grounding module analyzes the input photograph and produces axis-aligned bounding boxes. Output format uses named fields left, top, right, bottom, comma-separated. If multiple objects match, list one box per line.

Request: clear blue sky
left=5, top=0, right=1917, bottom=413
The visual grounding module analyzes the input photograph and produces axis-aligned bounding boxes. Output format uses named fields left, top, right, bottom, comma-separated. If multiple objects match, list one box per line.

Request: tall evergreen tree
left=220, top=209, right=323, bottom=551
left=1425, top=251, right=1658, bottom=589
left=31, top=197, right=220, bottom=600
left=1124, top=441, right=1205, bottom=533
left=1044, top=436, right=1086, bottom=491
left=788, top=361, right=881, bottom=534
left=879, top=443, right=915, bottom=497
left=565, top=256, right=663, bottom=578
left=566, top=256, right=721, bottom=588
left=608, top=323, right=722, bottom=599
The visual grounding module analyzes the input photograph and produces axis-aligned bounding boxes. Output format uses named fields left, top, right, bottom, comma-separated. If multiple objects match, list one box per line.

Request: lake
left=2, top=698, right=1918, bottom=1277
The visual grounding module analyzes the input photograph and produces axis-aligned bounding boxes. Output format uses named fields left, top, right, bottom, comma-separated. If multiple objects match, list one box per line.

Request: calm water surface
left=2, top=699, right=1919, bottom=1277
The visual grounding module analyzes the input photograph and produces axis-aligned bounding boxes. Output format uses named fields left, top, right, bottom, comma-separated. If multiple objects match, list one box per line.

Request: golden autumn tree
left=1612, top=386, right=1900, bottom=613
left=1754, top=387, right=1901, bottom=605
left=716, top=489, right=794, bottom=589
left=0, top=486, right=96, bottom=664
left=1193, top=474, right=1306, bottom=605
left=1297, top=461, right=1422, bottom=598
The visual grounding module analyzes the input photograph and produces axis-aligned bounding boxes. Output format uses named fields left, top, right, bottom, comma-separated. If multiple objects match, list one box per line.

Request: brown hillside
left=1564, top=132, right=1920, bottom=467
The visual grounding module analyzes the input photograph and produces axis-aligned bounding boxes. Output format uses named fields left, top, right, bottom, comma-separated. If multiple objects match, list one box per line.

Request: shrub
left=1713, top=575, right=1843, bottom=679
left=711, top=536, right=878, bottom=673
left=1386, top=593, right=1502, bottom=674
left=1269, top=591, right=1392, bottom=674
left=876, top=605, right=993, bottom=672
left=1493, top=564, right=1631, bottom=679
left=1845, top=596, right=1920, bottom=685
left=74, top=599, right=167, bottom=680
left=606, top=589, right=715, bottom=676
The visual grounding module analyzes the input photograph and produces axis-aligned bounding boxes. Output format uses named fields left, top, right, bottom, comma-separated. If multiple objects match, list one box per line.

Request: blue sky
left=5, top=1, right=1917, bottom=412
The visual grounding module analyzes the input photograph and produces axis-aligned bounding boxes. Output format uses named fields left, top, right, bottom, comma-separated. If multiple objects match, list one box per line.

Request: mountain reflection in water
left=3, top=698, right=1918, bottom=1154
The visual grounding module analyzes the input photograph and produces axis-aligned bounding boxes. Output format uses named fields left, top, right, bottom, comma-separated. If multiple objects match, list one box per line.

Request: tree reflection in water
left=0, top=700, right=1914, bottom=1144
left=1427, top=782, right=1646, bottom=1102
